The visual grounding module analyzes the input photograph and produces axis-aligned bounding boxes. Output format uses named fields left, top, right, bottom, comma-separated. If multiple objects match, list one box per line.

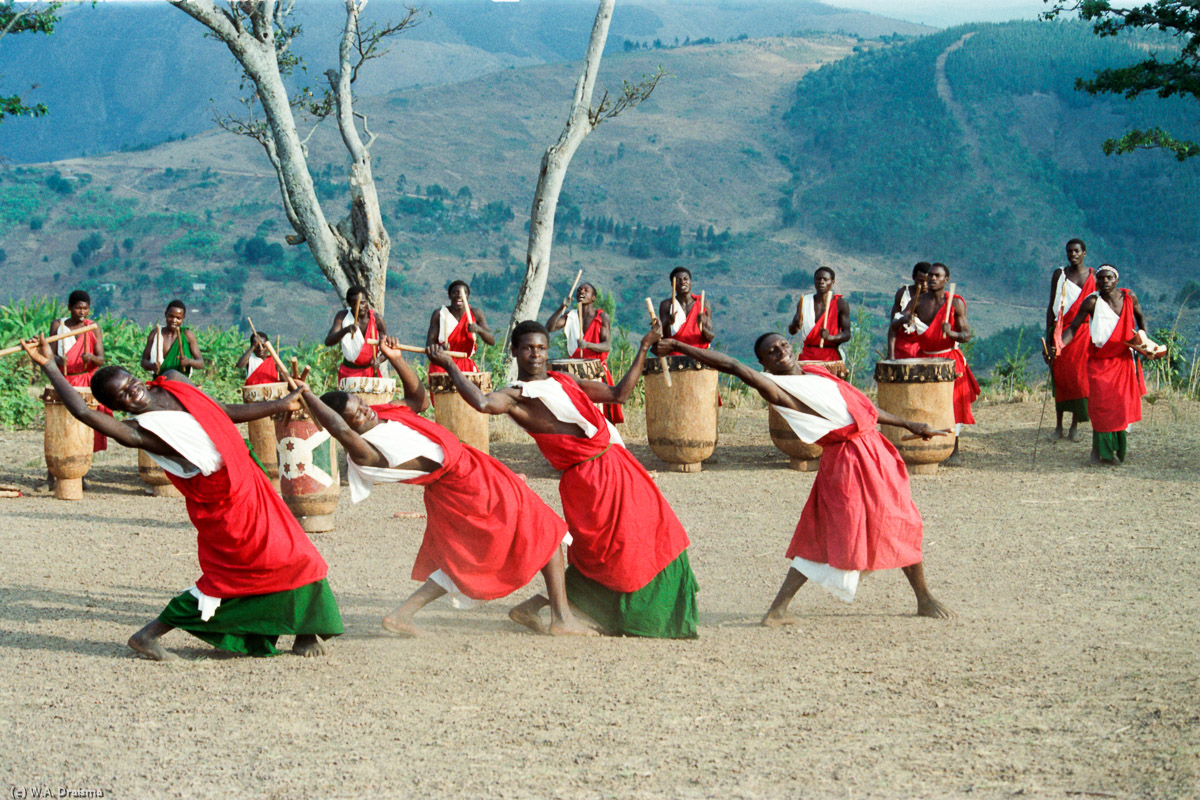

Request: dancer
left=658, top=267, right=714, bottom=354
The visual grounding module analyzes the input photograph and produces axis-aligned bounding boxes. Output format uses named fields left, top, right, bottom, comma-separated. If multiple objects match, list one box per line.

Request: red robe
left=61, top=321, right=111, bottom=452
left=1087, top=290, right=1146, bottom=434
left=336, top=310, right=381, bottom=381
left=786, top=366, right=923, bottom=571
left=1051, top=269, right=1095, bottom=404
left=428, top=308, right=479, bottom=375
left=371, top=404, right=567, bottom=600
left=668, top=294, right=711, bottom=355
left=149, top=378, right=329, bottom=598
left=799, top=294, right=843, bottom=362
left=524, top=373, right=689, bottom=593
left=244, top=357, right=279, bottom=386
left=572, top=308, right=624, bottom=424
left=916, top=294, right=980, bottom=425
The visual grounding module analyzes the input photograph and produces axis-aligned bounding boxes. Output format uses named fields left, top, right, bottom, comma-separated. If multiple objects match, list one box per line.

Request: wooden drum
left=242, top=381, right=288, bottom=488
left=274, top=407, right=340, bottom=532
left=549, top=358, right=606, bottom=381
left=42, top=386, right=97, bottom=501
left=428, top=372, right=492, bottom=454
left=767, top=360, right=849, bottom=471
left=138, top=448, right=183, bottom=497
left=874, top=358, right=956, bottom=474
left=643, top=356, right=718, bottom=473
left=338, top=375, right=396, bottom=407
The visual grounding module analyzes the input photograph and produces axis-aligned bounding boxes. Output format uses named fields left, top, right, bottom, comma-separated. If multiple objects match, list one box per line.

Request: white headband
left=1097, top=265, right=1119, bottom=281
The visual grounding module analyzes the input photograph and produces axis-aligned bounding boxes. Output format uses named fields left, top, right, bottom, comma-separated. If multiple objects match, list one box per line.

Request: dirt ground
left=1, top=396, right=1197, bottom=799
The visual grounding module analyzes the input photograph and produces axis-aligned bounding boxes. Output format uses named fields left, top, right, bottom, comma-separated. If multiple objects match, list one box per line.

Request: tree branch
left=589, top=67, right=668, bottom=126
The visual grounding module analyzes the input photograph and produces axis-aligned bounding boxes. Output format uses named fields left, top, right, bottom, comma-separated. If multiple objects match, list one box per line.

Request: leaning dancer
left=298, top=336, right=591, bottom=637
left=429, top=321, right=698, bottom=639
left=23, top=337, right=343, bottom=661
left=659, top=332, right=952, bottom=624
left=1045, top=238, right=1095, bottom=441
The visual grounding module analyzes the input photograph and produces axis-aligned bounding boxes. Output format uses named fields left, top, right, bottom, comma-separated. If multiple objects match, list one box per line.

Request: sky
left=820, top=1, right=1052, bottom=27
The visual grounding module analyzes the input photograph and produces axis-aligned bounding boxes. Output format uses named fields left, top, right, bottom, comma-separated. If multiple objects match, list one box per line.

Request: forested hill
left=782, top=21, right=1200, bottom=301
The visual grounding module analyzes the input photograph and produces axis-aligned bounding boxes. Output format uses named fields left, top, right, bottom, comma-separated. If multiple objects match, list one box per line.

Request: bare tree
left=169, top=0, right=419, bottom=311
left=504, top=0, right=664, bottom=348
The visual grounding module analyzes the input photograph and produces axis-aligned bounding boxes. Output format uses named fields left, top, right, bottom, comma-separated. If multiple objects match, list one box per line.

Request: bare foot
left=508, top=604, right=547, bottom=634
left=1067, top=427, right=1080, bottom=442
left=917, top=597, right=955, bottom=619
left=292, top=635, right=327, bottom=657
left=1054, top=426, right=1065, bottom=440
left=33, top=479, right=52, bottom=495
left=942, top=451, right=963, bottom=467
left=381, top=614, right=422, bottom=637
left=761, top=608, right=802, bottom=628
left=128, top=632, right=178, bottom=662
left=549, top=618, right=599, bottom=637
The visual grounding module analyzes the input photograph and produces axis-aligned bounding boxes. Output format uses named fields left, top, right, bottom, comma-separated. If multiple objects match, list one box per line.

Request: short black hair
left=320, top=390, right=351, bottom=415
left=249, top=331, right=268, bottom=343
left=753, top=331, right=785, bottom=359
left=511, top=320, right=549, bottom=352
left=447, top=280, right=470, bottom=297
left=68, top=290, right=91, bottom=306
left=346, top=285, right=367, bottom=304
left=669, top=266, right=691, bottom=281
left=166, top=299, right=186, bottom=313
left=931, top=262, right=950, bottom=278
left=912, top=261, right=931, bottom=279
left=579, top=282, right=597, bottom=295
left=91, top=365, right=129, bottom=409
left=1066, top=238, right=1086, bottom=252
left=815, top=266, right=835, bottom=280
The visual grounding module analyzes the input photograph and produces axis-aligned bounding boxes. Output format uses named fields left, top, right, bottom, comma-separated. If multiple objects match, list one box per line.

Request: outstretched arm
left=427, top=344, right=518, bottom=416
left=220, top=391, right=301, bottom=423
left=574, top=322, right=658, bottom=404
left=469, top=309, right=496, bottom=346
left=1060, top=295, right=1096, bottom=347
left=876, top=407, right=948, bottom=439
left=380, top=336, right=429, bottom=413
left=657, top=338, right=797, bottom=410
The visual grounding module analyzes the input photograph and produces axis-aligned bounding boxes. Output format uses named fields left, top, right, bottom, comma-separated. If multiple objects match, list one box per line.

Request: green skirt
left=565, top=551, right=699, bottom=639
left=158, top=578, right=344, bottom=657
left=1093, top=430, right=1127, bottom=463
left=1055, top=397, right=1089, bottom=421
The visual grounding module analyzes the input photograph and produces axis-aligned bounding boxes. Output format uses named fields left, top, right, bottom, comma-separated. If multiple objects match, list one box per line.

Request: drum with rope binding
left=643, top=355, right=718, bottom=473
left=42, top=385, right=97, bottom=501
left=428, top=371, right=492, bottom=454
left=241, top=381, right=289, bottom=488
left=767, top=360, right=849, bottom=471
left=874, top=358, right=956, bottom=474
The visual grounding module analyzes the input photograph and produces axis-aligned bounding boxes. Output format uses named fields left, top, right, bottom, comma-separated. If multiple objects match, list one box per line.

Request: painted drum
left=241, top=381, right=289, bottom=488
left=42, top=385, right=97, bottom=501
left=874, top=358, right=956, bottom=474
left=548, top=358, right=606, bottom=381
left=275, top=407, right=340, bottom=532
left=767, top=360, right=849, bottom=471
left=428, top=371, right=492, bottom=454
left=643, top=355, right=719, bottom=473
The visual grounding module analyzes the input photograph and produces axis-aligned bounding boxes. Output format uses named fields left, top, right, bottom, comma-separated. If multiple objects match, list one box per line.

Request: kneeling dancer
left=299, top=337, right=591, bottom=637
left=659, top=333, right=953, bottom=624
left=23, top=337, right=343, bottom=660
left=429, top=321, right=698, bottom=639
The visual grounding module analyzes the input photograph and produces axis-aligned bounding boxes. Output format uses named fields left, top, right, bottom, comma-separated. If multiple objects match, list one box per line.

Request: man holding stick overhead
left=427, top=280, right=494, bottom=374
left=1045, top=238, right=1095, bottom=441
left=428, top=320, right=699, bottom=639
left=658, top=267, right=713, bottom=355
left=547, top=280, right=624, bottom=424
left=295, top=335, right=592, bottom=637
left=21, top=336, right=343, bottom=661
left=658, top=331, right=953, bottom=624
left=325, top=285, right=388, bottom=382
left=140, top=300, right=205, bottom=377
left=788, top=266, right=851, bottom=362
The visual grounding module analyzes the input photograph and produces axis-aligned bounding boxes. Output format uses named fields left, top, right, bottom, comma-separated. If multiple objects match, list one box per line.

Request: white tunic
left=54, top=318, right=79, bottom=359
left=245, top=354, right=264, bottom=380
left=338, top=307, right=367, bottom=362
left=894, top=287, right=916, bottom=334
left=146, top=326, right=168, bottom=366
left=346, top=419, right=444, bottom=504
left=562, top=308, right=584, bottom=356
left=1090, top=293, right=1121, bottom=347
left=668, top=296, right=687, bottom=337
left=512, top=377, right=625, bottom=448
left=1053, top=271, right=1084, bottom=317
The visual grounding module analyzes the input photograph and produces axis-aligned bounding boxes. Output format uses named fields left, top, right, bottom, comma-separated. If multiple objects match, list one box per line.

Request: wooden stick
left=247, top=317, right=322, bottom=430
left=900, top=431, right=952, bottom=441
left=566, top=269, right=583, bottom=304
left=289, top=356, right=299, bottom=380
left=645, top=297, right=672, bottom=387
left=0, top=323, right=99, bottom=358
left=299, top=365, right=311, bottom=383
left=365, top=340, right=470, bottom=359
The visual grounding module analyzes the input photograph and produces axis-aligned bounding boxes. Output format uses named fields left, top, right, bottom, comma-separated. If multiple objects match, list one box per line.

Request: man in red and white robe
left=50, top=289, right=110, bottom=455
left=787, top=266, right=851, bottom=363
left=1045, top=238, right=1095, bottom=441
left=426, top=280, right=495, bottom=375
left=888, top=262, right=931, bottom=360
left=661, top=331, right=953, bottom=624
left=658, top=267, right=714, bottom=355
left=237, top=332, right=280, bottom=386
left=546, top=282, right=624, bottom=423
left=324, top=285, right=388, bottom=382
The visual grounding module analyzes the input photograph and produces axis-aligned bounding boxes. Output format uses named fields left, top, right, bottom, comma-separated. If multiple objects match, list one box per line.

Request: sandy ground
left=1, top=396, right=1198, bottom=799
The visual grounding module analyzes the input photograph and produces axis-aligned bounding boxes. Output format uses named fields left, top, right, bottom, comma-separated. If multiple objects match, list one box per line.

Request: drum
left=242, top=381, right=288, bottom=488
left=874, top=359, right=956, bottom=474
left=338, top=375, right=396, bottom=407
left=42, top=386, right=97, bottom=500
left=767, top=360, right=849, bottom=471
left=428, top=372, right=492, bottom=454
left=274, top=407, right=340, bottom=532
left=138, top=448, right=183, bottom=497
left=549, top=358, right=606, bottom=381
left=643, top=356, right=718, bottom=473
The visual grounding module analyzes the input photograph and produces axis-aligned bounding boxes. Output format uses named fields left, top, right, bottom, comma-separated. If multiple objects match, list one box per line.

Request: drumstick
left=352, top=293, right=362, bottom=332
left=565, top=269, right=583, bottom=305
left=299, top=365, right=311, bottom=383
left=645, top=297, right=672, bottom=387
left=0, top=323, right=99, bottom=358
left=247, top=317, right=322, bottom=431
left=370, top=342, right=470, bottom=359
left=900, top=430, right=952, bottom=441
left=290, top=356, right=299, bottom=380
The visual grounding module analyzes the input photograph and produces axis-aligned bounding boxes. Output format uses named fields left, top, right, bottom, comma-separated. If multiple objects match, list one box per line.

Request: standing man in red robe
left=1060, top=265, right=1150, bottom=465
left=659, top=331, right=952, bottom=624
left=658, top=267, right=714, bottom=354
left=426, top=280, right=494, bottom=374
left=23, top=337, right=343, bottom=661
left=428, top=320, right=699, bottom=639
left=546, top=281, right=624, bottom=423
left=1045, top=238, right=1095, bottom=441
left=788, top=266, right=851, bottom=362
left=296, top=336, right=592, bottom=637
left=897, top=262, right=979, bottom=464
left=325, top=285, right=388, bottom=382
left=888, top=262, right=930, bottom=359
left=236, top=331, right=280, bottom=386
left=47, top=289, right=110, bottom=466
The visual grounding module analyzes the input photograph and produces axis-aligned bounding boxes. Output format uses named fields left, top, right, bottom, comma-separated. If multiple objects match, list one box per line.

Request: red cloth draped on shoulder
left=371, top=404, right=567, bottom=601
left=524, top=372, right=689, bottom=593
left=149, top=378, right=328, bottom=598
left=571, top=309, right=624, bottom=424
left=337, top=310, right=381, bottom=381
left=244, top=357, right=279, bottom=386
left=916, top=294, right=980, bottom=425
left=1051, top=269, right=1095, bottom=404
left=61, top=321, right=111, bottom=452
left=893, top=331, right=921, bottom=359
left=1087, top=289, right=1146, bottom=434
left=667, top=295, right=710, bottom=355
left=428, top=308, right=479, bottom=374
left=786, top=365, right=923, bottom=571
left=799, top=293, right=843, bottom=362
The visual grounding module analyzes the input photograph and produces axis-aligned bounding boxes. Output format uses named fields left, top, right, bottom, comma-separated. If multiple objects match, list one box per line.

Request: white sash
left=790, top=556, right=861, bottom=603
left=55, top=318, right=77, bottom=358
left=761, top=372, right=853, bottom=444
left=512, top=378, right=625, bottom=448
left=346, top=419, right=444, bottom=504
left=245, top=354, right=264, bottom=380
left=1053, top=271, right=1083, bottom=317
left=563, top=308, right=583, bottom=355
left=799, top=294, right=817, bottom=339
left=147, top=326, right=166, bottom=366
left=339, top=308, right=366, bottom=362
left=1090, top=293, right=1120, bottom=347
left=135, top=410, right=223, bottom=477
left=668, top=297, right=687, bottom=336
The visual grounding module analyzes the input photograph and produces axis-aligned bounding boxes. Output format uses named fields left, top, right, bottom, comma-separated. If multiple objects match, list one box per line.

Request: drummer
left=140, top=300, right=205, bottom=377
left=325, top=285, right=388, bottom=382
left=888, top=262, right=931, bottom=359
left=657, top=331, right=953, bottom=625
left=658, top=267, right=714, bottom=355
left=426, top=280, right=494, bottom=374
left=787, top=267, right=850, bottom=363
left=236, top=332, right=279, bottom=386
left=546, top=281, right=623, bottom=424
